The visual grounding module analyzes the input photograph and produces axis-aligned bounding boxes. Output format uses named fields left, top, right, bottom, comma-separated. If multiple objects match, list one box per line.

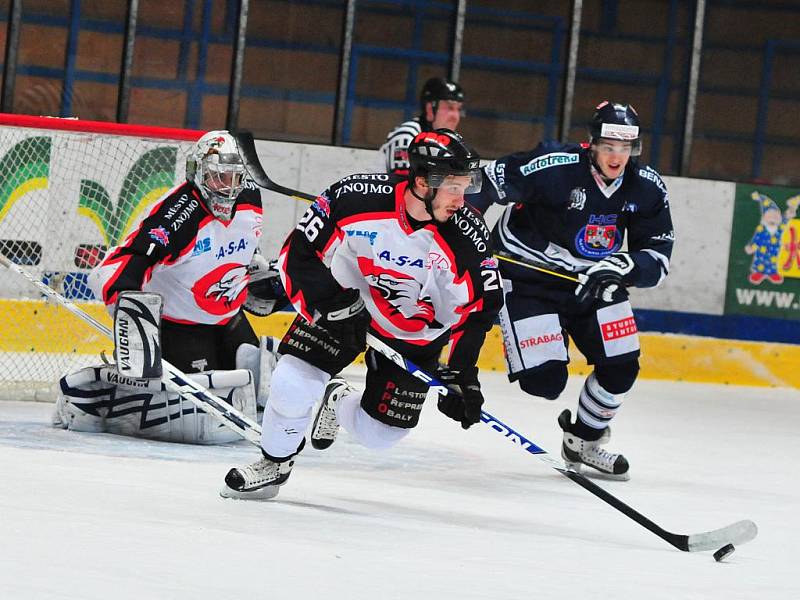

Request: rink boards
left=2, top=300, right=797, bottom=389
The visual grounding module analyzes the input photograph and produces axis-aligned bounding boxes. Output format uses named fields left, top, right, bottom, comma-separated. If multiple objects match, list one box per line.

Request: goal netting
left=0, top=114, right=202, bottom=400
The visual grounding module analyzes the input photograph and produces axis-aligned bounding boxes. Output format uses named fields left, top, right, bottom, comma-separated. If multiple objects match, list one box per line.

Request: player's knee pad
left=593, top=359, right=639, bottom=394
left=517, top=363, right=569, bottom=400
left=267, top=354, right=328, bottom=419
left=359, top=349, right=431, bottom=429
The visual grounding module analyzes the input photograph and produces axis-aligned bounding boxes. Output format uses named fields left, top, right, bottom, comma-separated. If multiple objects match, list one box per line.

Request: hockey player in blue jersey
left=469, top=101, right=674, bottom=480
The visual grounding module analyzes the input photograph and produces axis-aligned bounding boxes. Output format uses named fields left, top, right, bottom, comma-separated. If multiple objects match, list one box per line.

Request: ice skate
left=310, top=376, right=354, bottom=450
left=558, top=409, right=629, bottom=481
left=220, top=453, right=295, bottom=500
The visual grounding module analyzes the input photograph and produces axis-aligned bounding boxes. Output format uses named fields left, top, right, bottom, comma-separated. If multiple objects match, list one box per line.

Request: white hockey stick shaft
left=0, top=253, right=263, bottom=445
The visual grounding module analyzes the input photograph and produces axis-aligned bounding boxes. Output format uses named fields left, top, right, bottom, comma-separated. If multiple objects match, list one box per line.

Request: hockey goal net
left=0, top=114, right=202, bottom=400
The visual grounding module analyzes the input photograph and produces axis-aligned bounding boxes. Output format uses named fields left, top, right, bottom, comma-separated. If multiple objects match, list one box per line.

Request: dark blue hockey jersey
left=468, top=141, right=673, bottom=289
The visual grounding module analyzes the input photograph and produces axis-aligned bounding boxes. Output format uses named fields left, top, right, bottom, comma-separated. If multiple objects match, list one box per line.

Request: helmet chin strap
left=409, top=183, right=437, bottom=219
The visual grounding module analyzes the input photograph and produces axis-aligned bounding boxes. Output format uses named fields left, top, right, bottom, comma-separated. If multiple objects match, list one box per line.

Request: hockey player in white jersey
left=379, top=77, right=465, bottom=175
left=53, top=130, right=288, bottom=444
left=469, top=101, right=675, bottom=480
left=222, top=129, right=503, bottom=499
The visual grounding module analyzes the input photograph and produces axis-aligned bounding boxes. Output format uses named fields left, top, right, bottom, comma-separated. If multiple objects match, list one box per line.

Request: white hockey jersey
left=278, top=173, right=503, bottom=371
left=90, top=180, right=263, bottom=325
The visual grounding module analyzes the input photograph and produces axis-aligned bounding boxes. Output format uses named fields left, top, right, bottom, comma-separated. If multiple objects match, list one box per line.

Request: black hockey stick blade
left=234, top=130, right=316, bottom=202
left=561, top=469, right=758, bottom=552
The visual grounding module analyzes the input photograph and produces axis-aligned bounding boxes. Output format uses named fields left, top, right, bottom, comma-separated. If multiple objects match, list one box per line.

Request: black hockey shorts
left=161, top=310, right=258, bottom=373
left=278, top=314, right=364, bottom=376
left=360, top=346, right=441, bottom=429
left=499, top=280, right=640, bottom=381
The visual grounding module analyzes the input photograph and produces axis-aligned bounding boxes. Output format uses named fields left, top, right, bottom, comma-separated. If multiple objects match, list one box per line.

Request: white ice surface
left=1, top=368, right=798, bottom=600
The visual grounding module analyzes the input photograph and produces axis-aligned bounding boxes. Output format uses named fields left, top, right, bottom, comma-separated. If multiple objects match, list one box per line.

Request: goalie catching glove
left=244, top=253, right=290, bottom=317
left=113, top=291, right=163, bottom=379
left=575, top=252, right=634, bottom=304
left=435, top=365, right=484, bottom=430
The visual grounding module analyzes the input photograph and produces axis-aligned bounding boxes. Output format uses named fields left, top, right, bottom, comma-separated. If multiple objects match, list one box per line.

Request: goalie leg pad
left=55, top=365, right=257, bottom=444
left=53, top=367, right=110, bottom=432
left=114, top=291, right=163, bottom=379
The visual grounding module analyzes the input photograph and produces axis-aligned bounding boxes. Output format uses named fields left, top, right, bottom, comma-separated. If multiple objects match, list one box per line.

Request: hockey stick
left=233, top=135, right=578, bottom=285
left=365, top=332, right=758, bottom=553
left=234, top=130, right=316, bottom=202
left=493, top=251, right=580, bottom=283
left=0, top=253, right=263, bottom=446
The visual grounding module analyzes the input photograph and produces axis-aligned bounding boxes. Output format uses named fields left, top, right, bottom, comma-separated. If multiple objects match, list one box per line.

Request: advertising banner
left=724, top=183, right=800, bottom=320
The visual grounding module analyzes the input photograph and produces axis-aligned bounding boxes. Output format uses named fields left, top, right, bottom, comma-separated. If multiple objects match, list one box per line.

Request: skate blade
left=219, top=484, right=281, bottom=501
left=565, top=461, right=631, bottom=482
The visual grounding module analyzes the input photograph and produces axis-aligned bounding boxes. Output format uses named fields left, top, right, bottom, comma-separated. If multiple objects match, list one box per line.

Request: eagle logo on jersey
left=358, top=257, right=442, bottom=332
left=191, top=264, right=249, bottom=315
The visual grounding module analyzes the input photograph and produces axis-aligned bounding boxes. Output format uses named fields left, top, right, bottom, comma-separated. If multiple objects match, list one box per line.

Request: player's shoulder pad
left=516, top=140, right=583, bottom=176
left=323, top=173, right=402, bottom=215
left=237, top=180, right=263, bottom=206
left=134, top=182, right=202, bottom=250
left=148, top=181, right=202, bottom=224
left=445, top=204, right=492, bottom=255
left=632, top=163, right=669, bottom=205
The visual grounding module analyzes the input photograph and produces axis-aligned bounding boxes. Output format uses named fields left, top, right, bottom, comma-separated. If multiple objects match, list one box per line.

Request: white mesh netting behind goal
left=0, top=115, right=200, bottom=400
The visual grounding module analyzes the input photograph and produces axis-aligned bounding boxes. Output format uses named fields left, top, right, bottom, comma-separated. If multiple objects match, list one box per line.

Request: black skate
left=558, top=409, right=630, bottom=481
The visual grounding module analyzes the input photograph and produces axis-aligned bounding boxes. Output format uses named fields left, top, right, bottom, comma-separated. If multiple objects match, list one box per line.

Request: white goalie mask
left=187, top=130, right=247, bottom=220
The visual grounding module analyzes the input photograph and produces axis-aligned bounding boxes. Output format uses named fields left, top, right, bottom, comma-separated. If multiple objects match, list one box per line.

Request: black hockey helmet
left=407, top=129, right=481, bottom=194
left=589, top=101, right=642, bottom=156
left=419, top=77, right=465, bottom=115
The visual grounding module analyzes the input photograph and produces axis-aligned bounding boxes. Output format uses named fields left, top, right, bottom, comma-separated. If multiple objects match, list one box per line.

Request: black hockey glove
left=435, top=366, right=484, bottom=430
left=575, top=253, right=635, bottom=304
left=315, top=288, right=371, bottom=354
left=244, top=255, right=289, bottom=317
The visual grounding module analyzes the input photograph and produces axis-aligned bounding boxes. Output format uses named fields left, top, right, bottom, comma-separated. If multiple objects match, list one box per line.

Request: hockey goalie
left=53, top=130, right=288, bottom=444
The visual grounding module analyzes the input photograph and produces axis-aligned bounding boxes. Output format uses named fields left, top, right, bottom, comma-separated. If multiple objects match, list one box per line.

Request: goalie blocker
left=114, top=291, right=163, bottom=379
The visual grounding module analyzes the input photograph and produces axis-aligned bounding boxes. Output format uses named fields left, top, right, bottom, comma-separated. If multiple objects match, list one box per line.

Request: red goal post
left=0, top=114, right=204, bottom=400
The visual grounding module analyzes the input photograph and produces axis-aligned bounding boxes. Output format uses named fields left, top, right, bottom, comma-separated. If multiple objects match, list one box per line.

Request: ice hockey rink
left=1, top=366, right=797, bottom=600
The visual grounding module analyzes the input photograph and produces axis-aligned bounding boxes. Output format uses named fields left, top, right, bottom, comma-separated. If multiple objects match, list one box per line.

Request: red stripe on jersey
left=163, top=314, right=232, bottom=326
left=278, top=242, right=313, bottom=321
left=369, top=319, right=430, bottom=346
left=320, top=225, right=345, bottom=258
left=451, top=296, right=484, bottom=332
left=393, top=181, right=416, bottom=235
left=235, top=203, right=263, bottom=215
left=99, top=252, right=134, bottom=306
left=338, top=211, right=396, bottom=228
left=447, top=329, right=465, bottom=362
